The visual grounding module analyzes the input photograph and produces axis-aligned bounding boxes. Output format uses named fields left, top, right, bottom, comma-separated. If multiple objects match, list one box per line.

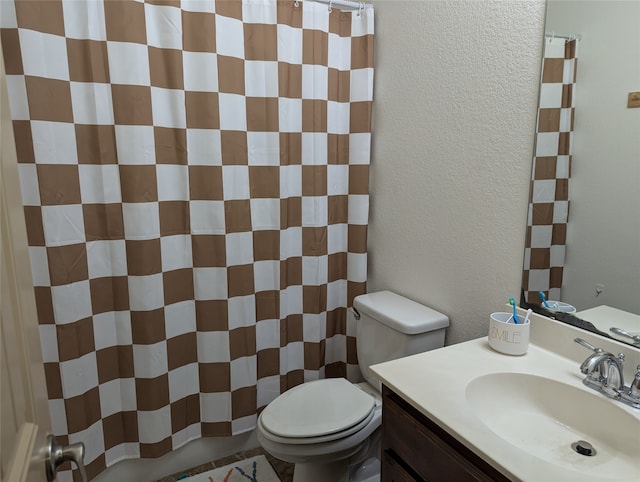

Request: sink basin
left=466, top=373, right=640, bottom=479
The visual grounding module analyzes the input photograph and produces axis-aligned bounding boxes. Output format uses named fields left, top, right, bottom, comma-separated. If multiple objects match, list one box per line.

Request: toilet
left=257, top=291, right=449, bottom=482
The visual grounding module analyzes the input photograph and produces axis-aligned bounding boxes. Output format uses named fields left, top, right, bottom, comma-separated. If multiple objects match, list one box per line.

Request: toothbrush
left=523, top=308, right=532, bottom=324
left=508, top=297, right=519, bottom=324
left=538, top=291, right=551, bottom=309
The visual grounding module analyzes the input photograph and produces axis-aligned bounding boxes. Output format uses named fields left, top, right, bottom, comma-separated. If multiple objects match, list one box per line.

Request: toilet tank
left=353, top=291, right=449, bottom=389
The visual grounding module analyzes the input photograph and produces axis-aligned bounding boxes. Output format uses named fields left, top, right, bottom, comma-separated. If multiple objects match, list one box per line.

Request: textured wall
left=369, top=0, right=546, bottom=344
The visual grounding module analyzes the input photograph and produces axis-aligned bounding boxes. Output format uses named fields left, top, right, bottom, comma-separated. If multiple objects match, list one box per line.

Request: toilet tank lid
left=353, top=291, right=449, bottom=334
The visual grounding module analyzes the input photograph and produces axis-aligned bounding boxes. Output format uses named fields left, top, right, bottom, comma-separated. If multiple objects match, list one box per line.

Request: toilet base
left=349, top=456, right=381, bottom=482
left=290, top=431, right=381, bottom=482
left=293, top=459, right=349, bottom=482
left=291, top=455, right=381, bottom=482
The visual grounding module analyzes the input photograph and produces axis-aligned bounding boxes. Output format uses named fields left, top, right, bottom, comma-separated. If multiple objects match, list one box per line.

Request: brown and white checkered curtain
left=522, top=37, right=577, bottom=305
left=1, top=0, right=374, bottom=479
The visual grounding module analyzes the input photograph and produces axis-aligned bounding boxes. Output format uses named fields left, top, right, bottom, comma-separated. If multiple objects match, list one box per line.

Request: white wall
left=546, top=1, right=640, bottom=314
left=369, top=0, right=546, bottom=344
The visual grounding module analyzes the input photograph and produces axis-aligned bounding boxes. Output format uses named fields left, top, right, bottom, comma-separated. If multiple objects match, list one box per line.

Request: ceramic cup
left=488, top=312, right=530, bottom=356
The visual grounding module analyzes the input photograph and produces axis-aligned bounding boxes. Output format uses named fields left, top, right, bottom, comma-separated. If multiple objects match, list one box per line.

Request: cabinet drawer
left=382, top=387, right=509, bottom=482
left=382, top=451, right=419, bottom=482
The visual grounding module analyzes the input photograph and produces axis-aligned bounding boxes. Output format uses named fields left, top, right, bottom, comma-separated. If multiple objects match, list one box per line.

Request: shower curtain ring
left=328, top=0, right=333, bottom=13
left=294, top=0, right=299, bottom=7
left=358, top=2, right=364, bottom=17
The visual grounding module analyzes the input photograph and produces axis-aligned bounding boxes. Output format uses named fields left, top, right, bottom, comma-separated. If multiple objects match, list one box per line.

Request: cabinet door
left=381, top=451, right=419, bottom=482
left=382, top=387, right=510, bottom=482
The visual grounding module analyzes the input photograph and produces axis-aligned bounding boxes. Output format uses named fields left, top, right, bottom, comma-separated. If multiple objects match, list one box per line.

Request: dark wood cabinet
left=381, top=385, right=511, bottom=482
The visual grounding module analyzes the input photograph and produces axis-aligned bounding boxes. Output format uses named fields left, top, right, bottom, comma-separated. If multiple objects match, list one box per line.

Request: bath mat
left=185, top=455, right=281, bottom=482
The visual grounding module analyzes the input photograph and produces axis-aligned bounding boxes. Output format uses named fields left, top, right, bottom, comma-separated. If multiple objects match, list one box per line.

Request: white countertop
left=575, top=305, right=640, bottom=344
left=370, top=311, right=640, bottom=482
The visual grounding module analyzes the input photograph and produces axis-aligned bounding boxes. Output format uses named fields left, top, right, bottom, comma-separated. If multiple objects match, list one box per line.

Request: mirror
left=521, top=0, right=640, bottom=347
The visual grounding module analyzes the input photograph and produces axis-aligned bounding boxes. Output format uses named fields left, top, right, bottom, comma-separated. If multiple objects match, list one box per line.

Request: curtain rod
left=545, top=32, right=582, bottom=41
left=303, top=0, right=367, bottom=11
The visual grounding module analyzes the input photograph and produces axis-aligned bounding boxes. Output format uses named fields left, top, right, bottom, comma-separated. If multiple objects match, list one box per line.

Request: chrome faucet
left=575, top=338, right=640, bottom=409
left=579, top=347, right=606, bottom=386
left=583, top=351, right=624, bottom=395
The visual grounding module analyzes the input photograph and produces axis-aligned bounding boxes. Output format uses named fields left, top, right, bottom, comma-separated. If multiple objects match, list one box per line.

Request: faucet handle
left=629, top=366, right=640, bottom=399
left=574, top=337, right=603, bottom=353
left=618, top=365, right=640, bottom=409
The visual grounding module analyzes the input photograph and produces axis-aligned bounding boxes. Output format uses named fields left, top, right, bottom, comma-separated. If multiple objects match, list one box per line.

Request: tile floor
left=155, top=447, right=294, bottom=482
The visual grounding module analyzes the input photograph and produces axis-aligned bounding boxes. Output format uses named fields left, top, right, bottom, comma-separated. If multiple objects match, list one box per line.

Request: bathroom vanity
left=381, top=386, right=508, bottom=481
left=371, top=310, right=640, bottom=482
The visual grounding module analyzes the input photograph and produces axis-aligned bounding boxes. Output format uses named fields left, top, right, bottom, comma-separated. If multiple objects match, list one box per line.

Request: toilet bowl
left=257, top=291, right=449, bottom=482
left=258, top=379, right=381, bottom=457
left=258, top=379, right=381, bottom=482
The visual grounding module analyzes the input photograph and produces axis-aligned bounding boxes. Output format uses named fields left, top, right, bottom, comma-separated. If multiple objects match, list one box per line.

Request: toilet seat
left=259, top=378, right=375, bottom=443
left=259, top=407, right=375, bottom=445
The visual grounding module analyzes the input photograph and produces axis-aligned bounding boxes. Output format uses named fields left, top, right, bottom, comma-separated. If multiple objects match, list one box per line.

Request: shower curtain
left=0, top=0, right=374, bottom=479
left=522, top=36, right=577, bottom=305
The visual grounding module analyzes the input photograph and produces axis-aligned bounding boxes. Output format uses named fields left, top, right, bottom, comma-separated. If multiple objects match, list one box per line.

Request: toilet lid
left=260, top=378, right=375, bottom=438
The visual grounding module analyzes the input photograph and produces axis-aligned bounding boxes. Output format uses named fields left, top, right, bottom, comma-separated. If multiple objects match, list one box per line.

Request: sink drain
left=572, top=440, right=596, bottom=456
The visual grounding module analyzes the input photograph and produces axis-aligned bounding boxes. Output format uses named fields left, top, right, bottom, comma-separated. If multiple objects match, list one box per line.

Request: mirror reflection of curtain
left=522, top=37, right=578, bottom=305
left=0, top=1, right=374, bottom=479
